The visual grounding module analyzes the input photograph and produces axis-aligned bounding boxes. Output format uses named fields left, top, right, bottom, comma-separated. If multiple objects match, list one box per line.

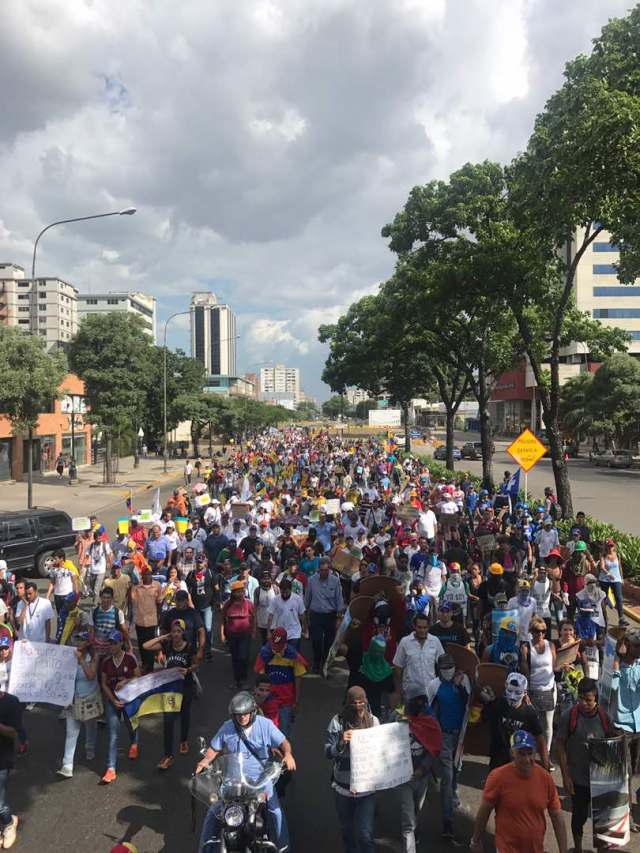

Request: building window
left=593, top=286, right=640, bottom=296
left=85, top=298, right=98, bottom=305
left=39, top=304, right=46, bottom=311
left=107, top=298, right=119, bottom=305
left=593, top=308, right=640, bottom=318
left=18, top=307, right=29, bottom=312
left=593, top=242, right=619, bottom=252
left=18, top=319, right=29, bottom=325
left=18, top=282, right=28, bottom=287
left=39, top=292, right=46, bottom=298
left=630, top=332, right=640, bottom=340
left=593, top=264, right=618, bottom=275
left=17, top=294, right=29, bottom=300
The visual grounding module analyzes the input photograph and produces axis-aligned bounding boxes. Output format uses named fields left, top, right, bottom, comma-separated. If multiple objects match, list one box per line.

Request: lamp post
left=26, top=207, right=136, bottom=508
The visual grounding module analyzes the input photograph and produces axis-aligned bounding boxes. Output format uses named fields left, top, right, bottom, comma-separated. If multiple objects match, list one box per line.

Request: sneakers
left=56, top=765, right=73, bottom=778
left=128, top=744, right=139, bottom=760
left=179, top=741, right=189, bottom=755
left=157, top=756, right=174, bottom=771
left=2, top=815, right=18, bottom=849
left=101, top=768, right=117, bottom=784
left=17, top=741, right=28, bottom=756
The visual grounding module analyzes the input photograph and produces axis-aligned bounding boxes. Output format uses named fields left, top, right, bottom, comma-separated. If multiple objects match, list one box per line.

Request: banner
left=350, top=722, right=412, bottom=793
left=117, top=668, right=185, bottom=731
left=589, top=736, right=630, bottom=848
left=116, top=667, right=184, bottom=704
left=72, top=516, right=91, bottom=532
left=137, top=509, right=154, bottom=524
left=491, top=607, right=518, bottom=643
left=9, top=641, right=77, bottom=706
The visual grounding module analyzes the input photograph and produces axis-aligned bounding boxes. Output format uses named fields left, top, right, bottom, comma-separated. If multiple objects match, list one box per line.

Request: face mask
left=440, top=668, right=455, bottom=682
left=518, top=591, right=529, bottom=604
left=505, top=689, right=524, bottom=707
left=586, top=583, right=597, bottom=596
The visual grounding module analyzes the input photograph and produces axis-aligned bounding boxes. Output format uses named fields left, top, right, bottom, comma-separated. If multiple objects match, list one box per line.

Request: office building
left=78, top=291, right=157, bottom=341
left=260, top=364, right=301, bottom=399
left=190, top=292, right=237, bottom=376
left=0, top=263, right=78, bottom=350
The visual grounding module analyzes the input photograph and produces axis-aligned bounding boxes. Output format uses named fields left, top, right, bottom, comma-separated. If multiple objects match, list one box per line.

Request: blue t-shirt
left=211, top=716, right=285, bottom=780
left=145, top=536, right=170, bottom=561
left=432, top=681, right=466, bottom=732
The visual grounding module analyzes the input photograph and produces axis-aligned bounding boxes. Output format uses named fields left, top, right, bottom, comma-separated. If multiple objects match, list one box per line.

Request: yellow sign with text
left=506, top=428, right=547, bottom=473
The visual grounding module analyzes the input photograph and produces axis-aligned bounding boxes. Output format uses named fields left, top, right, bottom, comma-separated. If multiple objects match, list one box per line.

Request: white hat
left=210, top=499, right=221, bottom=505
left=341, top=502, right=354, bottom=511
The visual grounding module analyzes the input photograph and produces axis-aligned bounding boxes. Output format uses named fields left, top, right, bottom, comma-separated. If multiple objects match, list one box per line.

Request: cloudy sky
left=0, top=0, right=633, bottom=398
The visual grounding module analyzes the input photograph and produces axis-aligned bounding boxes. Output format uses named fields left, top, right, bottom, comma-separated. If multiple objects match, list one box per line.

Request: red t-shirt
left=100, top=652, right=138, bottom=694
left=483, top=763, right=561, bottom=853
left=224, top=599, right=254, bottom=636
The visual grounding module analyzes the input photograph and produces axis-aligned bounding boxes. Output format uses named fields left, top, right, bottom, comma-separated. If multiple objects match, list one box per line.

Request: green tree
left=354, top=399, right=377, bottom=420
left=0, top=328, right=66, bottom=507
left=295, top=400, right=320, bottom=420
left=69, top=313, right=153, bottom=483
left=587, top=354, right=640, bottom=449
left=558, top=372, right=595, bottom=454
left=143, top=347, right=205, bottom=451
left=321, top=396, right=351, bottom=420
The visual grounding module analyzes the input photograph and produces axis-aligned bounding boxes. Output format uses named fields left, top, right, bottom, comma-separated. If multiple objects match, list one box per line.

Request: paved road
left=415, top=439, right=640, bottom=535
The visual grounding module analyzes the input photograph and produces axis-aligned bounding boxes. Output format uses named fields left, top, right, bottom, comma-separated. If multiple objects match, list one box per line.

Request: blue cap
left=536, top=506, right=545, bottom=513
left=0, top=635, right=11, bottom=649
left=108, top=630, right=123, bottom=643
left=510, top=730, right=536, bottom=750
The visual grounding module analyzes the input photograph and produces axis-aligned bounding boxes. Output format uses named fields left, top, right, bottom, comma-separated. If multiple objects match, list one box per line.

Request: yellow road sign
left=506, top=428, right=547, bottom=472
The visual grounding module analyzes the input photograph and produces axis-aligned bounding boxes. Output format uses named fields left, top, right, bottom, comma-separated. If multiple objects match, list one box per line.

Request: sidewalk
left=2, top=455, right=185, bottom=517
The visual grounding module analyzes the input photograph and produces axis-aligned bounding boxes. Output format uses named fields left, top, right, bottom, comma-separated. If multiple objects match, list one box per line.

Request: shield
left=359, top=576, right=402, bottom=601
left=444, top=645, right=479, bottom=765
left=463, top=662, right=508, bottom=756
left=589, top=736, right=630, bottom=848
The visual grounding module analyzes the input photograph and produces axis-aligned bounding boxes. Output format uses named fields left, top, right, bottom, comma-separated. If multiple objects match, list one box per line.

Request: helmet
left=489, top=562, right=504, bottom=576
left=574, top=541, right=587, bottom=553
left=228, top=691, right=257, bottom=725
left=500, top=616, right=517, bottom=634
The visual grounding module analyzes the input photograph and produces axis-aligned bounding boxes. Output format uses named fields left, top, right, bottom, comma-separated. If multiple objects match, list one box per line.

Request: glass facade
left=593, top=287, right=640, bottom=296
left=593, top=264, right=618, bottom=275
left=592, top=242, right=619, bottom=252
left=593, top=308, right=640, bottom=318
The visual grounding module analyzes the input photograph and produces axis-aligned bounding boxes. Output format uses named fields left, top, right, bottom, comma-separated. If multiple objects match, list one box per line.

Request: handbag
left=528, top=687, right=556, bottom=712
left=73, top=687, right=104, bottom=722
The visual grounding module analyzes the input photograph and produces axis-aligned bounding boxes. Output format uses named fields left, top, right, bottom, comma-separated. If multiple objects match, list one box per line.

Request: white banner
left=115, top=667, right=184, bottom=704
left=350, top=721, right=413, bottom=794
left=9, top=641, right=77, bottom=706
left=72, top=516, right=91, bottom=531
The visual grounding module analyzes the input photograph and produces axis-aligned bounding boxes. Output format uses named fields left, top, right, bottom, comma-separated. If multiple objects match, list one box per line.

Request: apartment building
left=0, top=263, right=77, bottom=350
left=78, top=291, right=157, bottom=341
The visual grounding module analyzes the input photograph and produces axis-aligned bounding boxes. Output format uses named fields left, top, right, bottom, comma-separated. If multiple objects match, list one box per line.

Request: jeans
left=199, top=607, right=214, bottom=649
left=199, top=790, right=289, bottom=852
left=398, top=774, right=429, bottom=853
left=309, top=611, right=337, bottom=669
left=570, top=783, right=591, bottom=843
left=601, top=580, right=624, bottom=619
left=163, top=693, right=193, bottom=756
left=440, top=731, right=460, bottom=825
left=0, top=769, right=11, bottom=828
left=227, top=633, right=251, bottom=685
left=135, top=624, right=158, bottom=674
left=105, top=701, right=137, bottom=770
left=333, top=791, right=375, bottom=853
left=279, top=705, right=295, bottom=740
left=63, top=714, right=97, bottom=768
left=88, top=572, right=105, bottom=602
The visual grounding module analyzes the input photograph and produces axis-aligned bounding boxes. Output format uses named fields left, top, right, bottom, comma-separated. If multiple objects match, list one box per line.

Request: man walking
left=304, top=558, right=344, bottom=674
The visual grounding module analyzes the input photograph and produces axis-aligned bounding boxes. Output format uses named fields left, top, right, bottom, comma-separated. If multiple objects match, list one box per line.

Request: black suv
left=0, top=509, right=76, bottom=577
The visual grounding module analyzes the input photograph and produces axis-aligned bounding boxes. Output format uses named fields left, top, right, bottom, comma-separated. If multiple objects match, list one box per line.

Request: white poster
left=195, top=493, right=211, bottom=508
left=368, top=409, right=402, bottom=427
left=72, top=516, right=91, bottom=531
left=137, top=509, right=154, bottom=523
left=350, top=721, right=413, bottom=794
left=9, top=641, right=77, bottom=706
left=323, top=498, right=341, bottom=516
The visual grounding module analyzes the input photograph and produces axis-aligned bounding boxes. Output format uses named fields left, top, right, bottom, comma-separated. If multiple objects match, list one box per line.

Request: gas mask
left=505, top=687, right=525, bottom=707
left=440, top=667, right=455, bottom=682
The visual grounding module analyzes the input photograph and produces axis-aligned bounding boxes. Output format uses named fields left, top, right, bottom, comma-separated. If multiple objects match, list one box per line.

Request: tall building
left=190, top=292, right=237, bottom=376
left=260, top=364, right=301, bottom=398
left=0, top=263, right=78, bottom=350
left=77, top=291, right=157, bottom=341
left=571, top=225, right=640, bottom=354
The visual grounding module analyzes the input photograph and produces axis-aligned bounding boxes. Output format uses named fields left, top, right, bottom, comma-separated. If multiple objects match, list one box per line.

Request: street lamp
left=26, top=206, right=136, bottom=508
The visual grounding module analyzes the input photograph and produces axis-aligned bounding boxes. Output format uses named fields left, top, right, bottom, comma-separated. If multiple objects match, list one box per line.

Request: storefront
left=0, top=440, right=10, bottom=481
left=62, top=433, right=86, bottom=467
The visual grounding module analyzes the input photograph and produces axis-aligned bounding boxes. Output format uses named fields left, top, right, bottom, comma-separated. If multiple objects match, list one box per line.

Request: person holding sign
left=0, top=666, right=21, bottom=849
left=325, top=686, right=379, bottom=853
left=57, top=629, right=100, bottom=779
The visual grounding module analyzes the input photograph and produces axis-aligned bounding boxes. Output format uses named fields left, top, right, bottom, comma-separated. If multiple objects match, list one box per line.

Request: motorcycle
left=191, top=738, right=283, bottom=853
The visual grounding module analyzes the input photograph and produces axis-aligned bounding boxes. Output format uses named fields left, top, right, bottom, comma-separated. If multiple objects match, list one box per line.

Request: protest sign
left=589, top=736, right=630, bottom=848
left=72, top=516, right=91, bottom=532
left=195, top=493, right=211, bottom=508
left=117, top=517, right=130, bottom=535
left=397, top=505, right=420, bottom=522
left=137, top=509, right=154, bottom=523
left=555, top=640, right=581, bottom=670
left=350, top=722, right=412, bottom=794
left=115, top=668, right=184, bottom=704
left=9, top=641, right=77, bottom=706
left=323, top=498, right=340, bottom=516
left=231, top=501, right=251, bottom=519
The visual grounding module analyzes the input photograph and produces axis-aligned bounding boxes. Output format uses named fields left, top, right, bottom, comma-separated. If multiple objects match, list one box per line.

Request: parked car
left=589, top=449, right=633, bottom=468
left=434, top=445, right=461, bottom=461
left=461, top=441, right=482, bottom=459
left=0, top=508, right=75, bottom=577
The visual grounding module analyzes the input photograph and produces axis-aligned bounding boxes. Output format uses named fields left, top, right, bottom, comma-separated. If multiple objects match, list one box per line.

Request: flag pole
left=524, top=471, right=528, bottom=504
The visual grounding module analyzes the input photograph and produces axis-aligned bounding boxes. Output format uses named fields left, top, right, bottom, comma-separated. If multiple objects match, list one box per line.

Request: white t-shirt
left=267, top=593, right=306, bottom=640
left=417, top=510, right=437, bottom=539
left=17, top=597, right=54, bottom=642
left=89, top=541, right=111, bottom=575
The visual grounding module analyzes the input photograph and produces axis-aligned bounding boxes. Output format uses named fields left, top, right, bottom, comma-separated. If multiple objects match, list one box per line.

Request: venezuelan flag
left=120, top=669, right=184, bottom=732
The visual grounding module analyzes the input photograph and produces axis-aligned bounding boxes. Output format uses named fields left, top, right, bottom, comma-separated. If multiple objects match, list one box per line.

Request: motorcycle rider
left=195, top=691, right=296, bottom=851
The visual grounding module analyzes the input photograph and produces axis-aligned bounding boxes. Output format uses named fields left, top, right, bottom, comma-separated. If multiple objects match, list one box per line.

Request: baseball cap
left=0, top=635, right=12, bottom=649
left=230, top=580, right=245, bottom=591
left=437, top=653, right=455, bottom=669
left=510, top=730, right=536, bottom=751
left=108, top=630, right=123, bottom=644
left=546, top=548, right=563, bottom=560
left=438, top=601, right=454, bottom=612
left=584, top=573, right=597, bottom=584
left=271, top=627, right=288, bottom=649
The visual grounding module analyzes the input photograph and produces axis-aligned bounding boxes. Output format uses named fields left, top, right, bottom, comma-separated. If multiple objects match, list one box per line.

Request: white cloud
left=0, top=0, right=633, bottom=396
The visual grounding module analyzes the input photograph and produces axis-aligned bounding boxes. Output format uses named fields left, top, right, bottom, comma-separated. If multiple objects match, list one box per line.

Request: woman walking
left=325, top=686, right=379, bottom=853
left=143, top=619, right=199, bottom=769
left=57, top=629, right=101, bottom=778
left=599, top=538, right=627, bottom=625
left=220, top=580, right=255, bottom=689
left=521, top=615, right=557, bottom=757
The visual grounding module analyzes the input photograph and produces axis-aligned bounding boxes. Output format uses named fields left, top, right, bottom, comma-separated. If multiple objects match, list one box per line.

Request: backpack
left=568, top=704, right=610, bottom=737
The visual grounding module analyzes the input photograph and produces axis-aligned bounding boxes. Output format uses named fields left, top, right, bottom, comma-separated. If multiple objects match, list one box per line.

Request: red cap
left=271, top=627, right=288, bottom=648
left=546, top=547, right=563, bottom=559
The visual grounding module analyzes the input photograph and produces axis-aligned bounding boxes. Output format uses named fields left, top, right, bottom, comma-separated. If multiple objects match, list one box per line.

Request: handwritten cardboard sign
left=9, top=641, right=77, bottom=707
left=350, top=721, right=413, bottom=794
